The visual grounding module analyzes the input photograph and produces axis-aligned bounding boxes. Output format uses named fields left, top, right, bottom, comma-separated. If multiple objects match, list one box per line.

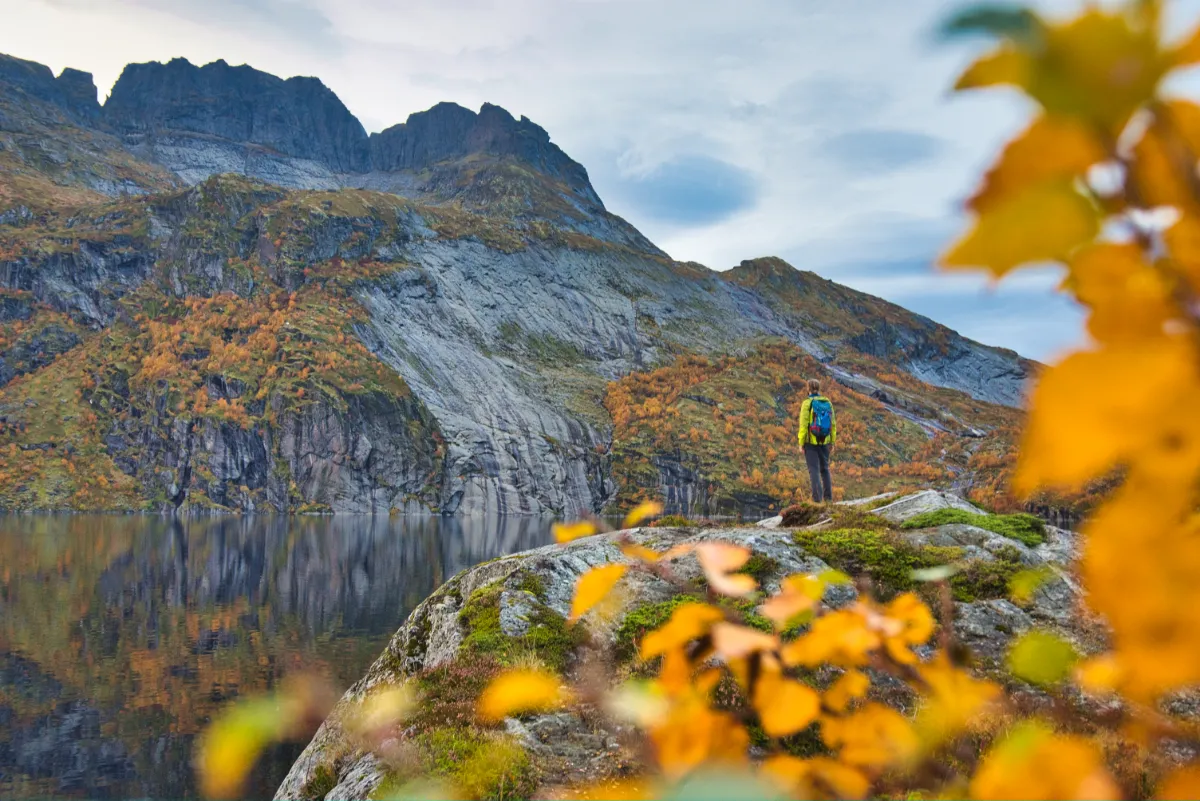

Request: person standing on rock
left=798, top=379, right=836, bottom=503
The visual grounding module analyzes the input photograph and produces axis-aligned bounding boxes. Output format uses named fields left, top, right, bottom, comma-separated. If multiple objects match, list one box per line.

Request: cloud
left=41, top=0, right=338, bottom=50
left=817, top=129, right=945, bottom=172
left=607, top=154, right=758, bottom=226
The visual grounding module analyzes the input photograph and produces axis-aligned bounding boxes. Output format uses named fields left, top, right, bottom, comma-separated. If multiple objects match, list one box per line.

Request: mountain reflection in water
left=0, top=514, right=555, bottom=800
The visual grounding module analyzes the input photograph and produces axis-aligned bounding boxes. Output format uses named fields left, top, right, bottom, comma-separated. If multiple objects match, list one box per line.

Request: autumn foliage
left=197, top=2, right=1200, bottom=798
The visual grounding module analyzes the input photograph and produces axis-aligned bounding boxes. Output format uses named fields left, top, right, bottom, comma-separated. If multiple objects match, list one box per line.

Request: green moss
left=300, top=764, right=337, bottom=800
left=458, top=580, right=584, bottom=673
left=795, top=528, right=962, bottom=599
left=735, top=553, right=780, bottom=582
left=719, top=597, right=773, bottom=633
left=614, top=595, right=702, bottom=661
left=414, top=728, right=536, bottom=800
left=652, top=514, right=693, bottom=528
left=949, top=546, right=1025, bottom=603
left=900, top=508, right=1046, bottom=547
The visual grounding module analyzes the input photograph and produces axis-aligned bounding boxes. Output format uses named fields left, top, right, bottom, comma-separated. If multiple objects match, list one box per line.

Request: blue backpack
left=808, top=397, right=833, bottom=444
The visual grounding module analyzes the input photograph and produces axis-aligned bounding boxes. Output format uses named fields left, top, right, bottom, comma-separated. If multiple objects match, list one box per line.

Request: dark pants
left=804, top=444, right=832, bottom=502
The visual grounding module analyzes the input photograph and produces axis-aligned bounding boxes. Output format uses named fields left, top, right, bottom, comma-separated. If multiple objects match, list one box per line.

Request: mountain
left=0, top=53, right=1037, bottom=516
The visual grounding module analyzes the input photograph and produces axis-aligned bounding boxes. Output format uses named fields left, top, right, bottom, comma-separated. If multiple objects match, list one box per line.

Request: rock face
left=369, top=102, right=600, bottom=204
left=1, top=50, right=1038, bottom=515
left=104, top=58, right=372, bottom=174
left=0, top=53, right=101, bottom=123
left=274, top=491, right=1090, bottom=800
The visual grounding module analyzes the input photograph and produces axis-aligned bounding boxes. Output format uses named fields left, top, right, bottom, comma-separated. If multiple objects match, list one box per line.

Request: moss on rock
left=614, top=595, right=702, bottom=661
left=299, top=763, right=337, bottom=800
left=900, top=508, right=1046, bottom=547
left=458, top=578, right=584, bottom=673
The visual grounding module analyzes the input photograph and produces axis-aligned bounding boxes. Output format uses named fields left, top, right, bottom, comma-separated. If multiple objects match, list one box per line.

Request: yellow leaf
left=941, top=181, right=1099, bottom=277
left=754, top=671, right=820, bottom=737
left=352, top=685, right=415, bottom=740
left=476, top=669, right=567, bottom=722
left=623, top=500, right=663, bottom=528
left=1009, top=566, right=1056, bottom=605
left=1014, top=338, right=1198, bottom=493
left=196, top=697, right=290, bottom=799
left=695, top=541, right=757, bottom=597
left=1006, top=629, right=1080, bottom=686
left=640, top=603, right=724, bottom=660
left=711, top=622, right=779, bottom=660
left=1158, top=766, right=1200, bottom=801
left=760, top=756, right=869, bottom=801
left=650, top=697, right=749, bottom=779
left=618, top=541, right=663, bottom=562
left=955, top=46, right=1030, bottom=90
left=970, top=722, right=1120, bottom=800
left=1074, top=653, right=1124, bottom=694
left=570, top=778, right=658, bottom=800
left=914, top=654, right=1001, bottom=748
left=1132, top=115, right=1200, bottom=214
left=1080, top=487, right=1200, bottom=701
left=553, top=519, right=598, bottom=544
left=1030, top=9, right=1167, bottom=134
left=821, top=703, right=918, bottom=768
left=823, top=669, right=869, bottom=713
left=569, top=563, right=627, bottom=622
left=759, top=573, right=823, bottom=629
left=969, top=115, right=1106, bottom=213
left=880, top=592, right=936, bottom=663
left=782, top=609, right=881, bottom=668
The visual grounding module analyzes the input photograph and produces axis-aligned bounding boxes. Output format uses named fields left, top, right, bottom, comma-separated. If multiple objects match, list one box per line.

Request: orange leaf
left=696, top=542, right=757, bottom=597
left=569, top=563, right=627, bottom=622
left=970, top=723, right=1119, bottom=800
left=760, top=755, right=869, bottom=801
left=553, top=519, right=598, bottom=544
left=640, top=603, right=724, bottom=660
left=821, top=703, right=918, bottom=768
left=1065, top=243, right=1177, bottom=345
left=754, top=671, right=820, bottom=737
left=477, top=669, right=567, bottom=722
left=1170, top=24, right=1200, bottom=68
left=823, top=669, right=869, bottom=713
left=1014, top=338, right=1198, bottom=494
left=941, top=180, right=1099, bottom=277
left=969, top=115, right=1106, bottom=213
left=1159, top=766, right=1200, bottom=801
left=711, top=622, right=779, bottom=660
left=618, top=541, right=663, bottom=563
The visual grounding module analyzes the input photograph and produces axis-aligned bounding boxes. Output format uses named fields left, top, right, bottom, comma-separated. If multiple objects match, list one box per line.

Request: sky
left=4, top=0, right=1200, bottom=361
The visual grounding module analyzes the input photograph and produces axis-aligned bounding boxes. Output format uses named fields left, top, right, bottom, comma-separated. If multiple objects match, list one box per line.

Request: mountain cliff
left=0, top=52, right=1035, bottom=516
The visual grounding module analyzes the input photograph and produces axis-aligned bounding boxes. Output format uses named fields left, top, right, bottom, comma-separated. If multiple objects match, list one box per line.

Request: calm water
left=0, top=514, right=555, bottom=800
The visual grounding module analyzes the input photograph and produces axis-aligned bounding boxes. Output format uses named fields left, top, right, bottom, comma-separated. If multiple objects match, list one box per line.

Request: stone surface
left=873, top=489, right=986, bottom=524
left=275, top=494, right=1089, bottom=800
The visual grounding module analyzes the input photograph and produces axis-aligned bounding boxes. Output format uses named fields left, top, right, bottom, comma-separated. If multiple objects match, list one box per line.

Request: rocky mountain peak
left=102, top=56, right=373, bottom=173
left=368, top=101, right=598, bottom=202
left=0, top=53, right=101, bottom=122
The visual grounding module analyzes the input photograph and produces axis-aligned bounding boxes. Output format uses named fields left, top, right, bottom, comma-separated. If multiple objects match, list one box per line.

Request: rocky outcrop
left=104, top=58, right=372, bottom=174
left=0, top=53, right=101, bottom=123
left=275, top=491, right=1090, bottom=800
left=369, top=102, right=600, bottom=204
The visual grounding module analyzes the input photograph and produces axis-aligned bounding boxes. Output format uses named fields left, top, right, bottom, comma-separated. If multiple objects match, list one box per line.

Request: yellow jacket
left=798, top=394, right=837, bottom=447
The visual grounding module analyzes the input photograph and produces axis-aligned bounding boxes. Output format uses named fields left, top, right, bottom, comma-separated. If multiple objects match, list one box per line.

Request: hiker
left=798, top=379, right=836, bottom=503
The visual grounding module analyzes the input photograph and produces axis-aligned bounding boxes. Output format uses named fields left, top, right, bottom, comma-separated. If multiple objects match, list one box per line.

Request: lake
left=0, top=514, right=556, bottom=800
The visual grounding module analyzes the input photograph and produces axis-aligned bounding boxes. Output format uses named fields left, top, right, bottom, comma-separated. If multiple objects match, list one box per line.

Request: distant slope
left=0, top=51, right=1034, bottom=515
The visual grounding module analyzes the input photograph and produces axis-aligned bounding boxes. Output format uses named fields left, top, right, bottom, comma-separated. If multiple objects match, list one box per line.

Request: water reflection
left=0, top=514, right=554, bottom=800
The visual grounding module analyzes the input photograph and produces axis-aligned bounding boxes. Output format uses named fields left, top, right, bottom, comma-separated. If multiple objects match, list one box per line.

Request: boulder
left=276, top=492, right=1088, bottom=800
